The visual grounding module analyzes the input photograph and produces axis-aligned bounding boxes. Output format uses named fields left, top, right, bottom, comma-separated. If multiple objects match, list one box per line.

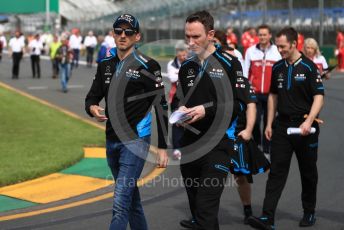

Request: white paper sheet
left=169, top=111, right=191, bottom=124
left=287, top=127, right=316, bottom=135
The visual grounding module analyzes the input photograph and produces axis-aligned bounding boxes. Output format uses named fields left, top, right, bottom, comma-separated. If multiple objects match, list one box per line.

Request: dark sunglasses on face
left=114, top=28, right=136, bottom=36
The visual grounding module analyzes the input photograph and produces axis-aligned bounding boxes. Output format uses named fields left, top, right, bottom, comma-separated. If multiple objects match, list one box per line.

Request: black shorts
left=228, top=138, right=270, bottom=180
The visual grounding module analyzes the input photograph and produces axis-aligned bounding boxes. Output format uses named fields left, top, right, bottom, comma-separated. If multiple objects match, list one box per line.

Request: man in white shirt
left=28, top=34, right=43, bottom=78
left=84, top=30, right=98, bottom=67
left=0, top=31, right=7, bottom=62
left=8, top=31, right=25, bottom=79
left=69, top=30, right=82, bottom=69
left=105, top=30, right=116, bottom=48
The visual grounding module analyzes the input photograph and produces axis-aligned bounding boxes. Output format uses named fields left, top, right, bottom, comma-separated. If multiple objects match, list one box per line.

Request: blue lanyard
left=115, top=60, right=124, bottom=78
left=198, top=59, right=209, bottom=78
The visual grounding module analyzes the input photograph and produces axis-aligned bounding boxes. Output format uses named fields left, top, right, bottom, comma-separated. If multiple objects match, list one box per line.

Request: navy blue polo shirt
left=270, top=53, right=324, bottom=117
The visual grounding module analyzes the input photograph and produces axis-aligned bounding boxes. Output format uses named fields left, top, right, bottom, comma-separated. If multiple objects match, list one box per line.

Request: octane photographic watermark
left=103, top=173, right=240, bottom=189
left=107, top=40, right=234, bottom=165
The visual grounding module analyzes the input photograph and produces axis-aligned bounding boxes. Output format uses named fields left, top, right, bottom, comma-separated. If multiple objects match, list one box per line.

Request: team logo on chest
left=209, top=68, right=224, bottom=78
left=294, top=73, right=306, bottom=82
left=126, top=69, right=140, bottom=79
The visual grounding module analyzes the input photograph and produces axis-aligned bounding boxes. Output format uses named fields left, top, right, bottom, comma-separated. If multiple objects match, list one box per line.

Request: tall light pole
left=288, top=0, right=293, bottom=26
left=45, top=0, right=50, bottom=31
left=161, top=0, right=172, bottom=40
left=238, top=0, right=243, bottom=36
left=263, top=0, right=267, bottom=24
left=319, top=0, right=324, bottom=46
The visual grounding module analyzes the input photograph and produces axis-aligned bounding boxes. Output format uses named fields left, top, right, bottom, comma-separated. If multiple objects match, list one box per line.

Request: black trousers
left=51, top=58, right=59, bottom=78
left=72, top=49, right=80, bottom=69
left=180, top=139, right=231, bottom=230
left=30, top=55, right=41, bottom=78
left=12, top=52, right=23, bottom=78
left=86, top=47, right=95, bottom=66
left=253, top=93, right=270, bottom=153
left=262, top=120, right=319, bottom=221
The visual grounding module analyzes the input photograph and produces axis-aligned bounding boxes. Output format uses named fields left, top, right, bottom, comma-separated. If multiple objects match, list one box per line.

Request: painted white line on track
left=27, top=85, right=84, bottom=90
left=27, top=86, right=48, bottom=90
left=67, top=85, right=85, bottom=89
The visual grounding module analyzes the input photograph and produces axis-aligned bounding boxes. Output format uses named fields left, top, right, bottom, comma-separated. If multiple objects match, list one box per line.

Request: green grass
left=0, top=86, right=105, bottom=187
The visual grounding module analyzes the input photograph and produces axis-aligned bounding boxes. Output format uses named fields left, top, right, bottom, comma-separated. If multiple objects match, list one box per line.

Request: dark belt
left=277, top=114, right=305, bottom=122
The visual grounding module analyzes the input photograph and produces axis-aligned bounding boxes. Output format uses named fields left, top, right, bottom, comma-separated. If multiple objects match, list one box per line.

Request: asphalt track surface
left=0, top=54, right=344, bottom=230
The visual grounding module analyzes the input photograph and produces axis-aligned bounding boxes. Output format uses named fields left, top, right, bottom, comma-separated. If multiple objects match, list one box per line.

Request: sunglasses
left=114, top=28, right=136, bottom=36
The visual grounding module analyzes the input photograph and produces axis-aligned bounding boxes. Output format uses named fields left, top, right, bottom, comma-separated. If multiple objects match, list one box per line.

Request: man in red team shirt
left=297, top=32, right=304, bottom=52
left=244, top=24, right=281, bottom=156
left=241, top=27, right=259, bottom=57
left=226, top=26, right=238, bottom=48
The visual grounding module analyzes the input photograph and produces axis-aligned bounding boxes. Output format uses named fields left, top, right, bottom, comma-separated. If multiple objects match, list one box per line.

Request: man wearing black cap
left=85, top=14, right=168, bottom=230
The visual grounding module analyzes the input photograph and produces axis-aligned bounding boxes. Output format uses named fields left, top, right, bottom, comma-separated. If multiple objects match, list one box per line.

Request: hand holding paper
left=169, top=110, right=192, bottom=124
left=287, top=127, right=316, bottom=135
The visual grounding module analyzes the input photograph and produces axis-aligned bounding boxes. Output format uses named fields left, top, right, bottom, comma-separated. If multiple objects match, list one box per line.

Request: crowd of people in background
left=0, top=25, right=339, bottom=82
left=0, top=28, right=117, bottom=92
left=0, top=24, right=337, bottom=105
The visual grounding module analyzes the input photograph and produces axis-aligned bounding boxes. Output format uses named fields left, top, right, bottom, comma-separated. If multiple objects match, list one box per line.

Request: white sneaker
left=173, top=149, right=182, bottom=160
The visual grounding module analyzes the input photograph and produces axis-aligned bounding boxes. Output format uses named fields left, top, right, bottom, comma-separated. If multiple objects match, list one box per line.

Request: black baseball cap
left=113, top=14, right=139, bottom=32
